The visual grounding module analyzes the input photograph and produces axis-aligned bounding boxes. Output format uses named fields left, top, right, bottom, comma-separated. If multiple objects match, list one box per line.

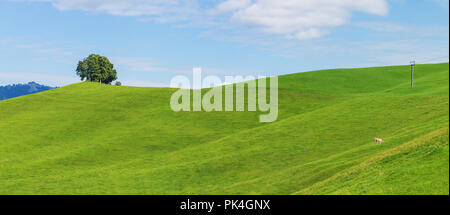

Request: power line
left=410, top=61, right=415, bottom=88
left=417, top=56, right=449, bottom=64
left=408, top=56, right=448, bottom=89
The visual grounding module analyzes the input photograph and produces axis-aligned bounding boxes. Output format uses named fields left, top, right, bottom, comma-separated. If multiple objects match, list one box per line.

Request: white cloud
left=109, top=56, right=261, bottom=76
left=45, top=0, right=199, bottom=23
left=0, top=71, right=80, bottom=86
left=214, top=0, right=252, bottom=13
left=433, top=0, right=449, bottom=8
left=0, top=38, right=14, bottom=46
left=27, top=0, right=389, bottom=40
left=353, top=21, right=449, bottom=36
left=119, top=79, right=169, bottom=87
left=15, top=43, right=43, bottom=49
left=110, top=57, right=161, bottom=73
left=110, top=56, right=190, bottom=75
left=220, top=0, right=389, bottom=39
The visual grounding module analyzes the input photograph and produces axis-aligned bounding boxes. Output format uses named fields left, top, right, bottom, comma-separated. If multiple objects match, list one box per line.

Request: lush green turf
left=296, top=127, right=449, bottom=194
left=0, top=63, right=448, bottom=194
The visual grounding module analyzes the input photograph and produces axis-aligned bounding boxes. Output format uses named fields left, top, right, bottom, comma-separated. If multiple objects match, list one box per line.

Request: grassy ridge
left=0, top=63, right=448, bottom=194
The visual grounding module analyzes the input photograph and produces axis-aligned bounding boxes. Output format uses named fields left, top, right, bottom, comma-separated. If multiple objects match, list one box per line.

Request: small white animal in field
left=374, top=138, right=384, bottom=144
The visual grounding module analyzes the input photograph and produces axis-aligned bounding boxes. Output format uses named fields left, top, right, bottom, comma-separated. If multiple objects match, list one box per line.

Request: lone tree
left=76, top=54, right=118, bottom=84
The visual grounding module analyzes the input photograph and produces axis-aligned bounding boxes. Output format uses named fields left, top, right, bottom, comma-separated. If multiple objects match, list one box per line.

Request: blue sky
left=0, top=0, right=448, bottom=87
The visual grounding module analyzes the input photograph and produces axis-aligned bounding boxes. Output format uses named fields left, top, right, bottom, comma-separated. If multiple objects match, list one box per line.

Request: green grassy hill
left=0, top=63, right=448, bottom=194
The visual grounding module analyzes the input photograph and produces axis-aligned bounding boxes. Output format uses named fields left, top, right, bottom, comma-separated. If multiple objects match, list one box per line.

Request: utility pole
left=410, top=61, right=415, bottom=88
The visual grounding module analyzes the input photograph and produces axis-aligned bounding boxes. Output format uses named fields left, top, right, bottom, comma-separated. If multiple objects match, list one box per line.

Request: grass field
left=0, top=63, right=448, bottom=194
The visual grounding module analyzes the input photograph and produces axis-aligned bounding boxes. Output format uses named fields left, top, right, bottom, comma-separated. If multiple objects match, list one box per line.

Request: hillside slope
left=0, top=63, right=448, bottom=194
left=296, top=127, right=449, bottom=195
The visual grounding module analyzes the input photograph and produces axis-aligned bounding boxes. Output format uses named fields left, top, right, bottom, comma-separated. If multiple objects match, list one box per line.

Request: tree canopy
left=76, top=54, right=118, bottom=84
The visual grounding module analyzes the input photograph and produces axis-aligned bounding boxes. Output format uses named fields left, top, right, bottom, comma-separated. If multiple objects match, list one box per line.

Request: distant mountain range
left=0, top=82, right=55, bottom=100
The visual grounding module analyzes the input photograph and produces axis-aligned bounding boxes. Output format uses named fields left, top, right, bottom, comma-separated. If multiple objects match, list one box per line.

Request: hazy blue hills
left=0, top=82, right=55, bottom=100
